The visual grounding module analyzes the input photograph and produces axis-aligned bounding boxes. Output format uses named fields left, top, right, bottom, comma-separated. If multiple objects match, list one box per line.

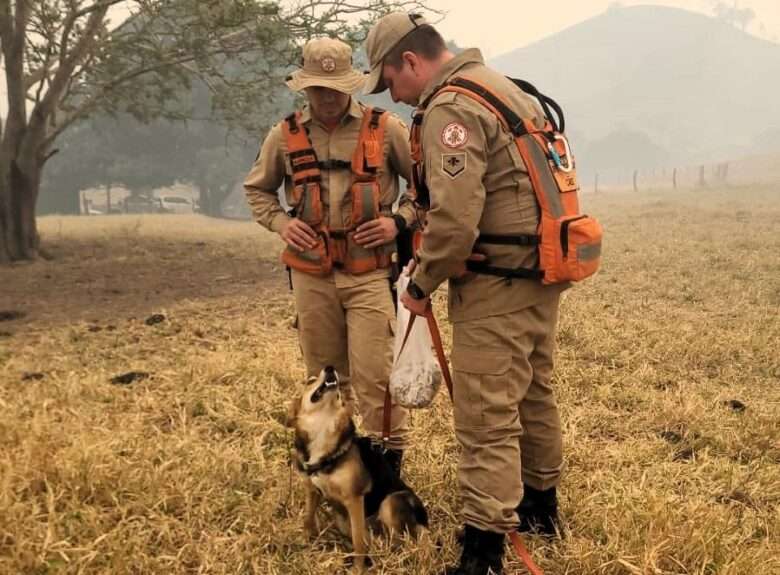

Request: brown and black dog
left=286, top=366, right=428, bottom=571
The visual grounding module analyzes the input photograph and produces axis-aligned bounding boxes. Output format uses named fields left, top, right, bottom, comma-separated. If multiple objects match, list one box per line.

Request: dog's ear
left=285, top=396, right=302, bottom=428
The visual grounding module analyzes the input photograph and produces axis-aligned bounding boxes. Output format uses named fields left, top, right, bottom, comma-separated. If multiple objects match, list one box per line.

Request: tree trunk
left=196, top=182, right=226, bottom=218
left=0, top=155, right=42, bottom=262
left=196, top=182, right=209, bottom=215
left=211, top=184, right=231, bottom=218
left=1, top=66, right=48, bottom=262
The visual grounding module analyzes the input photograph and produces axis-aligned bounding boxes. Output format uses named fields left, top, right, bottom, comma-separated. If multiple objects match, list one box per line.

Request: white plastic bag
left=389, top=268, right=442, bottom=408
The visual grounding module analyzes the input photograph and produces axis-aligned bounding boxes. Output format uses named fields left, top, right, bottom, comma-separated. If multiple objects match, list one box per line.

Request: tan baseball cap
left=286, top=38, right=365, bottom=94
left=364, top=12, right=429, bottom=94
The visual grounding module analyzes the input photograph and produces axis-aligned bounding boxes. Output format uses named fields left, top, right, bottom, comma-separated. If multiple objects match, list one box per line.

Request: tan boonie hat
left=364, top=12, right=429, bottom=94
left=286, top=37, right=365, bottom=94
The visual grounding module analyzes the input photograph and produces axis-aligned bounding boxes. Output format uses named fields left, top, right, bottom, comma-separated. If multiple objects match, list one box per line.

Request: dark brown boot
left=443, top=525, right=504, bottom=575
left=516, top=484, right=560, bottom=537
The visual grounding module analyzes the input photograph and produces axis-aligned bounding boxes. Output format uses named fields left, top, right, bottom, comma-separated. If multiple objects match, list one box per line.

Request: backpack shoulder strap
left=435, top=77, right=541, bottom=137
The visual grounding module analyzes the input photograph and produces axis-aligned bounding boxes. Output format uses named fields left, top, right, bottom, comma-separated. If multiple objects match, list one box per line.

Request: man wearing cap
left=244, top=38, right=417, bottom=472
left=364, top=14, right=568, bottom=575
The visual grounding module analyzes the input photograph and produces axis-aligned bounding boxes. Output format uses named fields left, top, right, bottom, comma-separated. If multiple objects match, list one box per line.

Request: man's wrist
left=406, top=280, right=426, bottom=300
left=392, top=214, right=407, bottom=233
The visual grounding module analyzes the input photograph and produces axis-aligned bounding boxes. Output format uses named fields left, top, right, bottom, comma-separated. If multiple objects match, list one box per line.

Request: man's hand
left=401, top=289, right=430, bottom=316
left=280, top=218, right=318, bottom=252
left=353, top=216, right=398, bottom=248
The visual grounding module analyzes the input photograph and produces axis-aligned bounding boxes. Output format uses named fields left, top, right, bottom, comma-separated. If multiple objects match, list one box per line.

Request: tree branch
left=58, top=0, right=125, bottom=67
left=40, top=4, right=111, bottom=119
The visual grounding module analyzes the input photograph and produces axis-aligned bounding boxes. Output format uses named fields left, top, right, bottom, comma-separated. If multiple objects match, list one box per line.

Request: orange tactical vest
left=281, top=107, right=396, bottom=276
left=410, top=77, right=602, bottom=285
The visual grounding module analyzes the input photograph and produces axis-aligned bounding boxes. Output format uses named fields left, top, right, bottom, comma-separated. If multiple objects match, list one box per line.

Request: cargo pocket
left=451, top=346, right=512, bottom=428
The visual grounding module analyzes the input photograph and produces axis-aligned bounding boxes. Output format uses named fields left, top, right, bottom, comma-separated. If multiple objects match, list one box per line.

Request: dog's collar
left=297, top=422, right=356, bottom=476
left=299, top=439, right=353, bottom=475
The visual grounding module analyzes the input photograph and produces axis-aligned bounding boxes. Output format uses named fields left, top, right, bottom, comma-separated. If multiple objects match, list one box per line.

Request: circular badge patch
left=321, top=57, right=336, bottom=73
left=441, top=122, right=469, bottom=148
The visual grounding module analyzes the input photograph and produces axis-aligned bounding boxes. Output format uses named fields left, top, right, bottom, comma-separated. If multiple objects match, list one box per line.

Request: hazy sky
left=427, top=0, right=780, bottom=59
left=104, top=1, right=779, bottom=58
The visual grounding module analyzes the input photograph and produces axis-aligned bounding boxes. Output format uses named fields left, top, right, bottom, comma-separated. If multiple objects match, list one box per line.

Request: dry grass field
left=1, top=187, right=778, bottom=575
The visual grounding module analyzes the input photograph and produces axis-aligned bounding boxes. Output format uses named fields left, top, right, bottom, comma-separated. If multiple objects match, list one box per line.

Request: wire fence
left=588, top=153, right=780, bottom=193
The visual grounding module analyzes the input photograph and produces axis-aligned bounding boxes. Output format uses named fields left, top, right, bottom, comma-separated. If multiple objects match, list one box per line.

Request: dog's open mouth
left=310, top=366, right=339, bottom=403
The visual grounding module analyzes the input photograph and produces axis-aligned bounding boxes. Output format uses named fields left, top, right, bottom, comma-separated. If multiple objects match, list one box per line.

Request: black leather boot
left=443, top=525, right=504, bottom=575
left=516, top=484, right=559, bottom=536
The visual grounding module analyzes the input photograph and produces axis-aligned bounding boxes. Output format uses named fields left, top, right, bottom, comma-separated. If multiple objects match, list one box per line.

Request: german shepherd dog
left=286, top=366, right=428, bottom=571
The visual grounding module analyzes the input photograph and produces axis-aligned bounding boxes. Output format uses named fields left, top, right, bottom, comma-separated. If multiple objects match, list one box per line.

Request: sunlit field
left=1, top=187, right=778, bottom=574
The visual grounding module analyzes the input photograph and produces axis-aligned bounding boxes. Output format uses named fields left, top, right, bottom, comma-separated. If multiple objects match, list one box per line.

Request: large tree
left=0, top=0, right=429, bottom=262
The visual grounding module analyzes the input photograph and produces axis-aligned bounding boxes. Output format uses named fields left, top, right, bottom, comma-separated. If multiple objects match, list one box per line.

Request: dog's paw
left=344, top=554, right=372, bottom=572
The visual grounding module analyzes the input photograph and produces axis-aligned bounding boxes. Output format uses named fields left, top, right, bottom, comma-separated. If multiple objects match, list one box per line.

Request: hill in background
left=489, top=4, right=780, bottom=180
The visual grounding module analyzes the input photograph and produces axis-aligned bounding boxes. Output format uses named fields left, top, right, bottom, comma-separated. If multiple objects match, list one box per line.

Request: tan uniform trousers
left=291, top=268, right=409, bottom=450
left=451, top=296, right=564, bottom=533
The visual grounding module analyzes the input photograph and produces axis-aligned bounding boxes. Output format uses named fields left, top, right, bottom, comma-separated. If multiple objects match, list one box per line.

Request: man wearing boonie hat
left=364, top=13, right=569, bottom=575
left=244, top=37, right=417, bottom=473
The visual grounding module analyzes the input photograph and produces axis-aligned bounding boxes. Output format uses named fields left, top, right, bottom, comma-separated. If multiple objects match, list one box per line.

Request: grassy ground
left=0, top=187, right=778, bottom=575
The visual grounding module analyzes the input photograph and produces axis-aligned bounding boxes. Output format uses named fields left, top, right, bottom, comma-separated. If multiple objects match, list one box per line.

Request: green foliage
left=29, top=0, right=435, bottom=217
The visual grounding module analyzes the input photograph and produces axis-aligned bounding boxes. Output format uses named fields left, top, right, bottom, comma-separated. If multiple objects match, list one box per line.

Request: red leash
left=508, top=531, right=545, bottom=575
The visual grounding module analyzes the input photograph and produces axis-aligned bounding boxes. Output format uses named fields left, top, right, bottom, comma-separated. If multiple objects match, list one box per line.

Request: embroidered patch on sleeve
left=441, top=122, right=469, bottom=148
left=442, top=153, right=466, bottom=179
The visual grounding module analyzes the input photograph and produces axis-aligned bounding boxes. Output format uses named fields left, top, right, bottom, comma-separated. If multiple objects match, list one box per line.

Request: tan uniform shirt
left=245, top=99, right=415, bottom=234
left=411, top=49, right=567, bottom=322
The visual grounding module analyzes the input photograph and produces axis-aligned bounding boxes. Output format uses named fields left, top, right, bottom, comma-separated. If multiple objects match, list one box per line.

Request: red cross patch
left=441, top=122, right=469, bottom=148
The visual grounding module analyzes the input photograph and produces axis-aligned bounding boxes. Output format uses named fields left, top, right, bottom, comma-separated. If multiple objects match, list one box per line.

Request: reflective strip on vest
left=354, top=182, right=376, bottom=224
left=521, top=136, right=565, bottom=219
left=293, top=247, right=324, bottom=264
left=577, top=242, right=601, bottom=261
left=298, top=182, right=320, bottom=223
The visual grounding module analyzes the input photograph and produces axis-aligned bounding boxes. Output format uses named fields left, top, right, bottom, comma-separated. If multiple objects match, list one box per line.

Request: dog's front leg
left=303, top=477, right=321, bottom=539
left=344, top=495, right=368, bottom=572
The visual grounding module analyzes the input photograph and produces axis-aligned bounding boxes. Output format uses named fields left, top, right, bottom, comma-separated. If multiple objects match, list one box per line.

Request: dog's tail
left=379, top=490, right=429, bottom=538
left=404, top=490, right=429, bottom=528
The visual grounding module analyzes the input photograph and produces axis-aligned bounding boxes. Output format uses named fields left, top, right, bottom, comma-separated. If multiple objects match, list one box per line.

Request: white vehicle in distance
left=159, top=195, right=195, bottom=214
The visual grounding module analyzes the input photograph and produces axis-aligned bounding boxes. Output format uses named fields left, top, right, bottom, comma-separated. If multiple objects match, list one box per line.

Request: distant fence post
left=717, top=162, right=729, bottom=185
left=633, top=170, right=638, bottom=192
left=594, top=172, right=599, bottom=194
left=672, top=168, right=677, bottom=190
left=81, top=191, right=89, bottom=215
left=698, top=165, right=706, bottom=188
left=106, top=183, right=112, bottom=214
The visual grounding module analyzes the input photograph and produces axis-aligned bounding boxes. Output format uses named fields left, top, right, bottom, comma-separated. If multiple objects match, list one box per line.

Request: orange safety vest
left=281, top=107, right=396, bottom=276
left=410, top=77, right=602, bottom=285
